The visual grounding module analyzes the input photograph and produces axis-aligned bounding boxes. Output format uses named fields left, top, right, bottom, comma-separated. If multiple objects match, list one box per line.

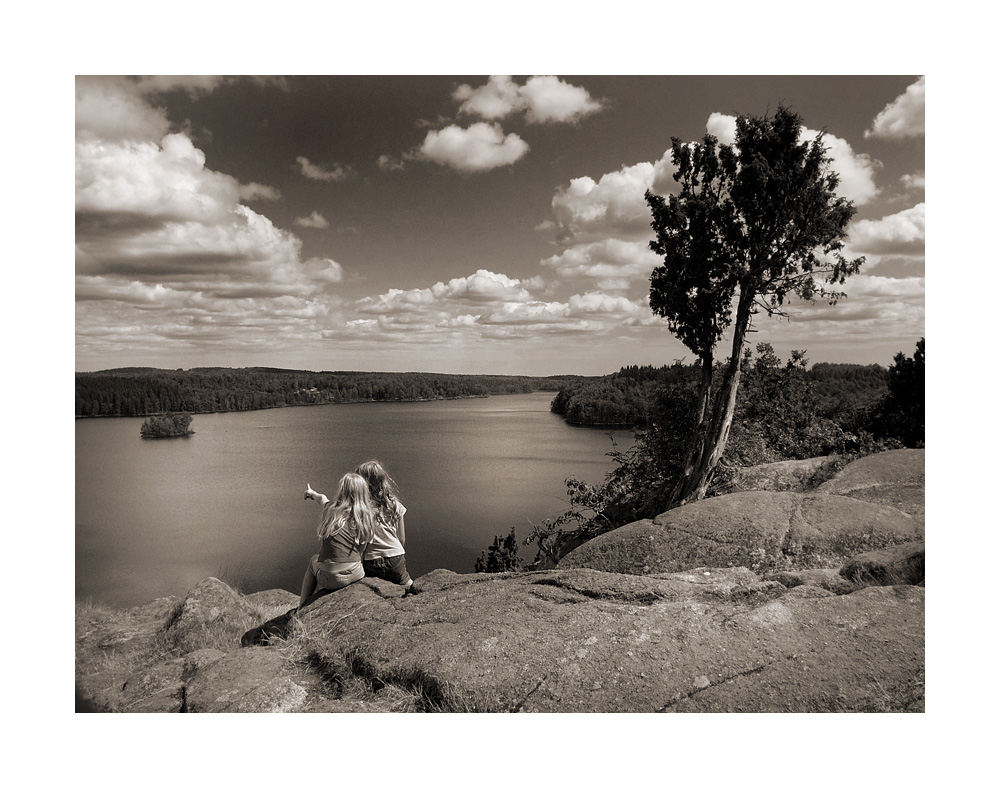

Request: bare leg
left=299, top=554, right=319, bottom=610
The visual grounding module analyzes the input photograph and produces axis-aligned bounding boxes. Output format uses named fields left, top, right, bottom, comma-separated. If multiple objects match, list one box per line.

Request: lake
left=75, top=392, right=632, bottom=608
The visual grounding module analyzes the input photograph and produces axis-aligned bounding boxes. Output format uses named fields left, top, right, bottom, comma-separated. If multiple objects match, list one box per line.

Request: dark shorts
left=363, top=554, right=411, bottom=586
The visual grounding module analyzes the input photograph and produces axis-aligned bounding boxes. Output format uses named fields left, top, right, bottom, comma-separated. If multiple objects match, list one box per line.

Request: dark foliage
left=550, top=362, right=700, bottom=426
left=865, top=339, right=925, bottom=448
left=76, top=368, right=579, bottom=418
left=552, top=357, right=889, bottom=431
left=139, top=412, right=193, bottom=439
left=474, top=527, right=520, bottom=573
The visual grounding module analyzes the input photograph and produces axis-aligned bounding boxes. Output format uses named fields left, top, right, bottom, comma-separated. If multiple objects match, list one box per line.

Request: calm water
left=76, top=393, right=632, bottom=607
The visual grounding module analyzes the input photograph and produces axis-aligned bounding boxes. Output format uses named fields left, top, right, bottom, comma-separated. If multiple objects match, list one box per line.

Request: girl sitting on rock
left=355, top=459, right=421, bottom=596
left=298, top=473, right=377, bottom=610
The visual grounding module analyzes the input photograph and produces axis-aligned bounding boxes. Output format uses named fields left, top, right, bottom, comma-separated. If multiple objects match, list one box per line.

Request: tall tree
left=644, top=106, right=865, bottom=506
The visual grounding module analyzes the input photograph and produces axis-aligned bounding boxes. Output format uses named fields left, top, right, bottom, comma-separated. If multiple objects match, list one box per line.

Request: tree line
left=551, top=355, right=891, bottom=430
left=76, top=367, right=579, bottom=418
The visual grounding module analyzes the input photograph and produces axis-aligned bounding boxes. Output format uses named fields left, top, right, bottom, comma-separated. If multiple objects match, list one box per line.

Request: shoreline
left=75, top=389, right=558, bottom=420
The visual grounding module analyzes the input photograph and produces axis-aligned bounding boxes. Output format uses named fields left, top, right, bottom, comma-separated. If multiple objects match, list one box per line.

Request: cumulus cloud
left=295, top=211, right=330, bottom=229
left=801, top=128, right=880, bottom=205
left=346, top=268, right=658, bottom=343
left=548, top=159, right=673, bottom=243
left=77, top=132, right=246, bottom=226
left=866, top=77, right=925, bottom=139
left=541, top=239, right=660, bottom=289
left=519, top=76, right=605, bottom=124
left=417, top=123, right=529, bottom=173
left=432, top=270, right=533, bottom=302
left=296, top=156, right=354, bottom=182
left=706, top=112, right=737, bottom=145
left=454, top=75, right=604, bottom=124
left=377, top=154, right=406, bottom=172
left=239, top=182, right=281, bottom=201
left=848, top=203, right=925, bottom=253
left=453, top=76, right=524, bottom=120
left=568, top=292, right=641, bottom=315
left=359, top=270, right=534, bottom=317
left=900, top=172, right=926, bottom=192
left=778, top=273, right=925, bottom=344
left=481, top=301, right=571, bottom=324
left=76, top=75, right=171, bottom=143
left=302, top=257, right=344, bottom=283
left=844, top=203, right=925, bottom=277
left=76, top=77, right=345, bottom=362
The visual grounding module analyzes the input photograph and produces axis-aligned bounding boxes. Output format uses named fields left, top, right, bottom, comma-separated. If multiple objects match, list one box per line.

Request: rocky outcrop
left=76, top=567, right=924, bottom=712
left=75, top=449, right=925, bottom=713
left=559, top=491, right=922, bottom=576
left=816, top=449, right=924, bottom=519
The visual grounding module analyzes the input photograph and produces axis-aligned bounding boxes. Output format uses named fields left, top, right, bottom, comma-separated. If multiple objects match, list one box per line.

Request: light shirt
left=365, top=500, right=407, bottom=559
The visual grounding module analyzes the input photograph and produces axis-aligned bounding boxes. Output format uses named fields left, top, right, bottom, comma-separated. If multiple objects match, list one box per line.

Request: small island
left=140, top=412, right=194, bottom=439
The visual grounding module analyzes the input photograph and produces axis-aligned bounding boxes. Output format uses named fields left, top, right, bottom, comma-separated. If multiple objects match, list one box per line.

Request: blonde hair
left=317, top=472, right=376, bottom=549
left=355, top=459, right=400, bottom=526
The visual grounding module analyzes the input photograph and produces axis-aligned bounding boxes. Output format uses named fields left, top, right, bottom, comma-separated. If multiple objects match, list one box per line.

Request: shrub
left=474, top=527, right=520, bottom=573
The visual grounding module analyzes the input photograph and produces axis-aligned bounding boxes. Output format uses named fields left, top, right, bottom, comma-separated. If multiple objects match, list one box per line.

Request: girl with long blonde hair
left=298, top=472, right=377, bottom=610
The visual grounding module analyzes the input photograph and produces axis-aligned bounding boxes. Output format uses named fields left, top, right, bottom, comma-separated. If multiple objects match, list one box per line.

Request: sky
left=75, top=75, right=924, bottom=376
left=75, top=75, right=925, bottom=376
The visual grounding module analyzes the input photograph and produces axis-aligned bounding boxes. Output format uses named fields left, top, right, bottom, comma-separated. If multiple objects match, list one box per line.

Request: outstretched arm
left=304, top=483, right=330, bottom=507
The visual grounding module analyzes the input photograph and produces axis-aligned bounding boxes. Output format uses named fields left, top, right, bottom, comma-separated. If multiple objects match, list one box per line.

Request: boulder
left=559, top=491, right=923, bottom=576
left=817, top=449, right=924, bottom=519
left=164, top=577, right=259, bottom=652
left=76, top=595, right=179, bottom=656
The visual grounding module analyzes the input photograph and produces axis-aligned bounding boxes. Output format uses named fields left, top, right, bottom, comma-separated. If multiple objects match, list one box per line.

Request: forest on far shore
left=75, top=367, right=584, bottom=418
left=551, top=354, right=891, bottom=429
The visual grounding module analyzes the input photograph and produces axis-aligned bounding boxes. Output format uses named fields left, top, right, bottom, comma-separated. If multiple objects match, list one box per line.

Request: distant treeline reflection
left=75, top=367, right=584, bottom=418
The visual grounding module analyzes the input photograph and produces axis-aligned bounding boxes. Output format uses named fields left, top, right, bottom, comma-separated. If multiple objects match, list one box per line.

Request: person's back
left=366, top=497, right=406, bottom=559
left=297, top=473, right=376, bottom=610
left=318, top=506, right=366, bottom=564
left=356, top=460, right=421, bottom=595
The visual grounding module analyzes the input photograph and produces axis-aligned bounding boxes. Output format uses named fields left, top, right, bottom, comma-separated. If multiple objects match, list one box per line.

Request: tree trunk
left=668, top=288, right=755, bottom=507
left=666, top=351, right=713, bottom=505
